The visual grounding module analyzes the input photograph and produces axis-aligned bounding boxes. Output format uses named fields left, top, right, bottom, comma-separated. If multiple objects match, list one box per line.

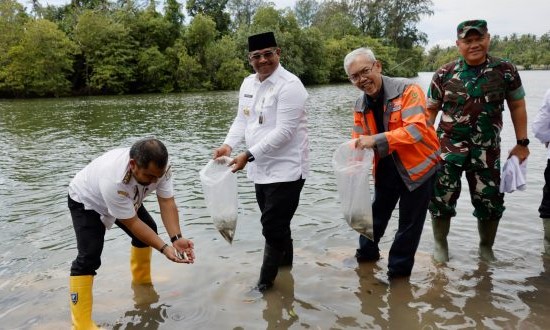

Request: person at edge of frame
left=531, top=87, right=550, bottom=255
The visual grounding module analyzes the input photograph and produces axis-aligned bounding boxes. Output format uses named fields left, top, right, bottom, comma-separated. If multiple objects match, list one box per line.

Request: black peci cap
left=248, top=32, right=277, bottom=52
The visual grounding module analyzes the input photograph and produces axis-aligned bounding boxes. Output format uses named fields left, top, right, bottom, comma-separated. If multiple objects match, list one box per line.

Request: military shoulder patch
left=122, top=169, right=132, bottom=184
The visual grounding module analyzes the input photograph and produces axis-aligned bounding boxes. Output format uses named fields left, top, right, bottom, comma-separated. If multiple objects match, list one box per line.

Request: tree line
left=424, top=33, right=550, bottom=72
left=0, top=0, right=548, bottom=98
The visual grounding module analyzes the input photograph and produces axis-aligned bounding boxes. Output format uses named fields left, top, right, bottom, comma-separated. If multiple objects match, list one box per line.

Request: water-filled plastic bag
left=332, top=140, right=374, bottom=240
left=199, top=156, right=238, bottom=243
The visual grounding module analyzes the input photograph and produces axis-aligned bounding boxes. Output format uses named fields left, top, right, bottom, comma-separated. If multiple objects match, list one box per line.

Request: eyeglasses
left=348, top=62, right=377, bottom=83
left=248, top=49, right=278, bottom=61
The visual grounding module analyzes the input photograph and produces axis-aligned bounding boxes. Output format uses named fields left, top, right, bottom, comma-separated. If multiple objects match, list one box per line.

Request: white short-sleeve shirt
left=68, top=147, right=174, bottom=229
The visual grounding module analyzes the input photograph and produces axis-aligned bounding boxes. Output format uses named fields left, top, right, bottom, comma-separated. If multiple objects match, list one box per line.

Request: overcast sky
left=36, top=0, right=549, bottom=50
left=275, top=0, right=550, bottom=49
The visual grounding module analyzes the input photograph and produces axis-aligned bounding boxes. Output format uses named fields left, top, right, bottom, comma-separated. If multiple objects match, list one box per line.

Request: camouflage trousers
left=428, top=160, right=505, bottom=221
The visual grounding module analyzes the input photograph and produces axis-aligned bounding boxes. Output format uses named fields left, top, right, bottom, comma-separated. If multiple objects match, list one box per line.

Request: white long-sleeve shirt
left=532, top=89, right=550, bottom=159
left=224, top=65, right=309, bottom=184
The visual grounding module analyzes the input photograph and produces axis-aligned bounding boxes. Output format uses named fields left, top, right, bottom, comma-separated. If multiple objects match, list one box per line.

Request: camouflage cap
left=457, top=19, right=488, bottom=38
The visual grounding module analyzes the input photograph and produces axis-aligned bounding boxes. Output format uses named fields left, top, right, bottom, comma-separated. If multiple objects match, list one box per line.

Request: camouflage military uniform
left=427, top=54, right=525, bottom=221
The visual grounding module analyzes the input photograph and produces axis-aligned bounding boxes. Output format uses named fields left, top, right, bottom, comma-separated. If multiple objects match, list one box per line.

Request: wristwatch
left=170, top=233, right=182, bottom=243
left=517, top=138, right=530, bottom=147
left=245, top=150, right=255, bottom=162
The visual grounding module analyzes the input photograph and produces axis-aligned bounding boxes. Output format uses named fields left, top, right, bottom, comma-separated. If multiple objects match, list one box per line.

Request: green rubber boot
left=432, top=217, right=451, bottom=263
left=478, top=219, right=499, bottom=262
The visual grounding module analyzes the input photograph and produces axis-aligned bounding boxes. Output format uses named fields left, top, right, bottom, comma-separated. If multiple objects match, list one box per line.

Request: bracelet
left=170, top=233, right=182, bottom=243
left=159, top=243, right=169, bottom=254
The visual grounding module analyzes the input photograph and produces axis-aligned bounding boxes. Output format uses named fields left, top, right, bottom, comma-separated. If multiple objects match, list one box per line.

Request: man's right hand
left=213, top=144, right=232, bottom=159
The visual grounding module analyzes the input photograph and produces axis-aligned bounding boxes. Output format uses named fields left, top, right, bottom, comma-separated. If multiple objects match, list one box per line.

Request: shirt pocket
left=481, top=83, right=505, bottom=104
left=259, top=95, right=278, bottom=125
left=442, top=78, right=468, bottom=106
left=388, top=108, right=402, bottom=130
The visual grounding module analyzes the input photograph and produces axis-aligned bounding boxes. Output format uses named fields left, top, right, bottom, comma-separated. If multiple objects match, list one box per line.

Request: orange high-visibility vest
left=351, top=76, right=440, bottom=191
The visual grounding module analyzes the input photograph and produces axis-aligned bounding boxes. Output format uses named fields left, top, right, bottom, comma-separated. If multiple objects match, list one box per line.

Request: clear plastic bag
left=199, top=156, right=238, bottom=244
left=332, top=140, right=374, bottom=240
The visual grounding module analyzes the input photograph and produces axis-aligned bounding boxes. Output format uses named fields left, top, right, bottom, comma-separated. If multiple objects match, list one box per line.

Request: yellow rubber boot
left=69, top=275, right=99, bottom=330
left=131, top=246, right=152, bottom=285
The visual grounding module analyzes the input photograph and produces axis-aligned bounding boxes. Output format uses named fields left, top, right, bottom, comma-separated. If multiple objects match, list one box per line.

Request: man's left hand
left=229, top=152, right=248, bottom=173
left=173, top=238, right=195, bottom=263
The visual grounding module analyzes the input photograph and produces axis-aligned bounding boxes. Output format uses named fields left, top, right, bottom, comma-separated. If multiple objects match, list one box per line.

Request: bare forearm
left=159, top=197, right=182, bottom=239
left=124, top=217, right=165, bottom=251
left=509, top=99, right=528, bottom=139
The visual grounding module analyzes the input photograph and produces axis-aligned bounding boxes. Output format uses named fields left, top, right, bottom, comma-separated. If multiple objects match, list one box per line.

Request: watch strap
left=517, top=138, right=530, bottom=146
left=170, top=233, right=182, bottom=243
left=245, top=150, right=255, bottom=162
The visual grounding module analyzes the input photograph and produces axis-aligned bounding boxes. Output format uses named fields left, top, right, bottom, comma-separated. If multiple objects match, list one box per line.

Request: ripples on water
left=0, top=72, right=549, bottom=329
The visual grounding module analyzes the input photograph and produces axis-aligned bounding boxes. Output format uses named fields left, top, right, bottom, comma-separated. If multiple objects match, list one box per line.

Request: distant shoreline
left=517, top=65, right=550, bottom=70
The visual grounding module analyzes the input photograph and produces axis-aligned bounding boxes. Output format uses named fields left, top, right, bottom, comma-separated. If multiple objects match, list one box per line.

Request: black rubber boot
left=280, top=239, right=293, bottom=268
left=478, top=219, right=499, bottom=262
left=432, top=217, right=451, bottom=263
left=543, top=218, right=550, bottom=255
left=256, top=243, right=283, bottom=292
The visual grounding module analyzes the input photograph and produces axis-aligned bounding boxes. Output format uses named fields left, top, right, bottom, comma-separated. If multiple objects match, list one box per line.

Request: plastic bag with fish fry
left=332, top=140, right=374, bottom=241
left=199, top=156, right=238, bottom=244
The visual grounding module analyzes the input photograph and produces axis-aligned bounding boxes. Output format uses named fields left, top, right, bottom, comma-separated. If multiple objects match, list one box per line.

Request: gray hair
left=343, top=47, right=377, bottom=75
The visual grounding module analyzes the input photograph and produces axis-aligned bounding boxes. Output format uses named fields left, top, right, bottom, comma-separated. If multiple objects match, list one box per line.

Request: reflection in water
left=262, top=269, right=298, bottom=329
left=354, top=262, right=421, bottom=328
left=518, top=255, right=550, bottom=329
left=1, top=71, right=550, bottom=328
left=113, top=284, right=165, bottom=329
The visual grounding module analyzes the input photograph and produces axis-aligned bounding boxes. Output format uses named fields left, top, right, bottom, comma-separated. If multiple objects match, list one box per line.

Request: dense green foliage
left=0, top=0, right=548, bottom=98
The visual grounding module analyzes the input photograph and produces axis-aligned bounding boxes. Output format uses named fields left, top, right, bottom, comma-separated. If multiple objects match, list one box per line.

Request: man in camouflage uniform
left=427, top=19, right=530, bottom=263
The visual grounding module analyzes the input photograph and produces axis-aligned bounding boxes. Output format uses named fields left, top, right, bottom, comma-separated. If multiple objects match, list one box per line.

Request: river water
left=0, top=71, right=549, bottom=329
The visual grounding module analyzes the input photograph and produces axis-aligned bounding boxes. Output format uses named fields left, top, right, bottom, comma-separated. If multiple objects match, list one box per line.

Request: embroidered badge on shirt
left=243, top=107, right=250, bottom=116
left=390, top=102, right=402, bottom=112
left=410, top=90, right=419, bottom=103
left=117, top=190, right=129, bottom=198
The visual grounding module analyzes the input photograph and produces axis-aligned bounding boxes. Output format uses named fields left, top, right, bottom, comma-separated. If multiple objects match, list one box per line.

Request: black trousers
left=255, top=178, right=305, bottom=250
left=539, top=159, right=550, bottom=218
left=68, top=196, right=157, bottom=276
left=357, top=172, right=435, bottom=277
